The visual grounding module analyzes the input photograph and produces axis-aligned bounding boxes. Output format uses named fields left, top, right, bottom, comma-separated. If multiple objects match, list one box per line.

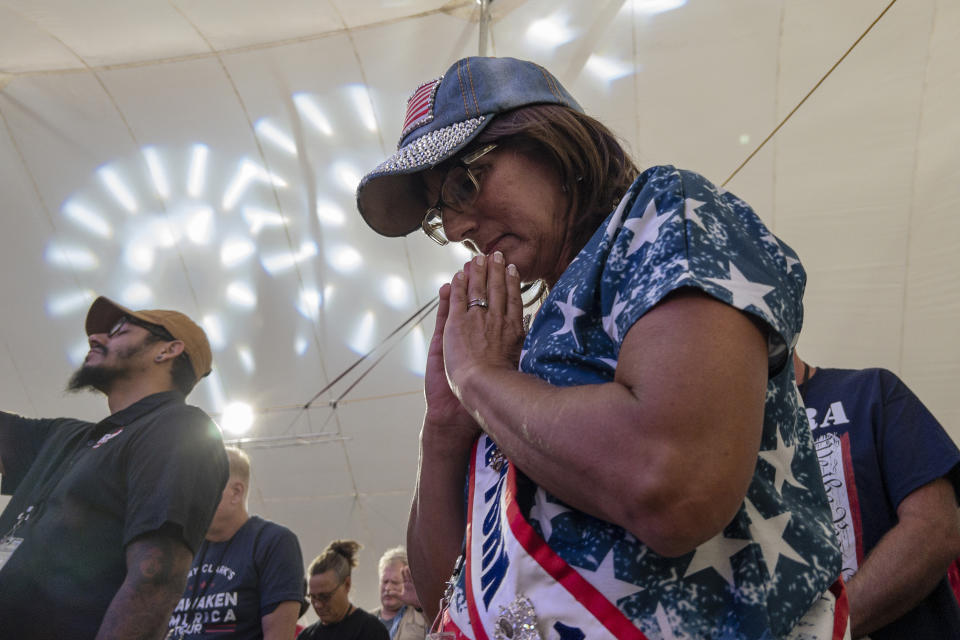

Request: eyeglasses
left=421, top=143, right=498, bottom=246
left=108, top=316, right=175, bottom=342
left=307, top=580, right=344, bottom=604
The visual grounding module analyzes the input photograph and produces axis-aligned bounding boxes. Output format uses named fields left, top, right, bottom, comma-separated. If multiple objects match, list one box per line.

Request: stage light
left=222, top=401, right=255, bottom=435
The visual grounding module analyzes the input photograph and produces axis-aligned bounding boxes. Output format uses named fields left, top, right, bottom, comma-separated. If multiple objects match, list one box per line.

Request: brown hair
left=474, top=104, right=639, bottom=262
left=308, top=539, right=362, bottom=582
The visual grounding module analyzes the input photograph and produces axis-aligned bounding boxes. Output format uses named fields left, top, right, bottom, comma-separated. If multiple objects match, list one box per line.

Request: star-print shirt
left=515, top=165, right=842, bottom=638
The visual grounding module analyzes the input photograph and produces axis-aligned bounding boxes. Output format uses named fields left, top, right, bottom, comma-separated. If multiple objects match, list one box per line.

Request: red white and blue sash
left=439, top=436, right=849, bottom=640
left=441, top=436, right=648, bottom=640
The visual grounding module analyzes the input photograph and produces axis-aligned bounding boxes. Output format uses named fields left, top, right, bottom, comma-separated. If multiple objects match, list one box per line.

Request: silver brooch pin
left=493, top=596, right=541, bottom=640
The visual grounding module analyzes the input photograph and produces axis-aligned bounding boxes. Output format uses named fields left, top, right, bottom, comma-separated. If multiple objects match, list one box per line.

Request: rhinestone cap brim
left=356, top=115, right=488, bottom=237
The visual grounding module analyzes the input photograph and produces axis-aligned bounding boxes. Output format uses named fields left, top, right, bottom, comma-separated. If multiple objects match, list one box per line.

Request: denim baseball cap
left=356, top=56, right=582, bottom=237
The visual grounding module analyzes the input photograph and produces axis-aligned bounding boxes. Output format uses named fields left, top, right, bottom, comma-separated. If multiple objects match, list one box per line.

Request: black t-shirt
left=168, top=515, right=305, bottom=639
left=0, top=391, right=229, bottom=640
left=298, top=607, right=390, bottom=640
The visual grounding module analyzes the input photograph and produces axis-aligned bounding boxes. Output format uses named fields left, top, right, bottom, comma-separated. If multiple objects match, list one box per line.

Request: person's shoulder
left=356, top=608, right=390, bottom=636
left=153, top=401, right=221, bottom=439
left=817, top=366, right=899, bottom=386
left=297, top=621, right=322, bottom=639
left=252, top=516, right=299, bottom=542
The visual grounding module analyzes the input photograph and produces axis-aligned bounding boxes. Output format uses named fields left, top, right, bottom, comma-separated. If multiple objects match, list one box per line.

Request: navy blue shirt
left=168, top=515, right=305, bottom=638
left=0, top=391, right=229, bottom=640
left=800, top=367, right=960, bottom=639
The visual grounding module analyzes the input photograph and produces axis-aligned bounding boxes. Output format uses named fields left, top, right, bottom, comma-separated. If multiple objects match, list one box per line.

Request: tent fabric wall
left=0, top=0, right=956, bottom=612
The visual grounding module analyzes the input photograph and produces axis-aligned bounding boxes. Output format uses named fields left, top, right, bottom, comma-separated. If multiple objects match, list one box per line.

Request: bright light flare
left=348, top=84, right=378, bottom=133
left=328, top=245, right=362, bottom=274
left=146, top=217, right=179, bottom=248
left=585, top=55, right=634, bottom=83
left=98, top=166, right=138, bottom=213
left=202, top=314, right=226, bottom=350
left=348, top=311, right=376, bottom=354
left=255, top=119, right=298, bottom=155
left=525, top=15, right=575, bottom=48
left=188, top=144, right=209, bottom=198
left=142, top=146, right=170, bottom=200
left=46, top=289, right=95, bottom=317
left=237, top=346, right=255, bottom=374
left=186, top=207, right=214, bottom=245
left=294, top=335, right=308, bottom=356
left=408, top=325, right=427, bottom=376
left=226, top=281, right=257, bottom=308
left=332, top=162, right=362, bottom=193
left=382, top=275, right=410, bottom=309
left=624, top=0, right=687, bottom=15
left=294, top=93, right=333, bottom=136
left=261, top=241, right=317, bottom=275
left=124, top=242, right=154, bottom=273
left=62, top=201, right=112, bottom=238
left=296, top=288, right=322, bottom=321
left=45, top=244, right=99, bottom=271
left=316, top=201, right=345, bottom=227
left=221, top=238, right=256, bottom=268
left=222, top=160, right=288, bottom=211
left=119, top=283, right=153, bottom=307
left=221, top=401, right=255, bottom=435
left=242, top=206, right=286, bottom=235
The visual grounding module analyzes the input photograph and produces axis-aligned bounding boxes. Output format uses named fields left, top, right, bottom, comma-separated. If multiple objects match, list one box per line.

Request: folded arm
left=444, top=256, right=769, bottom=556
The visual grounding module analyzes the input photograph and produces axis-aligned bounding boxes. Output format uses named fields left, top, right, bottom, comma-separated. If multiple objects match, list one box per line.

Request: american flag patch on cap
left=399, top=77, right=442, bottom=144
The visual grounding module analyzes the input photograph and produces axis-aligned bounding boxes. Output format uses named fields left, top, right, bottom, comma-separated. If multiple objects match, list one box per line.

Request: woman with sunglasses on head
left=299, top=540, right=389, bottom=640
left=356, top=57, right=847, bottom=639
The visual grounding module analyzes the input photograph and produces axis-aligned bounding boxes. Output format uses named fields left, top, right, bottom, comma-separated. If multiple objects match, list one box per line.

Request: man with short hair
left=0, top=296, right=229, bottom=639
left=795, top=352, right=960, bottom=638
left=371, top=547, right=427, bottom=640
left=168, top=446, right=305, bottom=639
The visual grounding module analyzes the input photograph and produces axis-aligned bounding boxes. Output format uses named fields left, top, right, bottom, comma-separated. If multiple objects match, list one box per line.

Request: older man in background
left=168, top=446, right=305, bottom=639
left=372, top=546, right=427, bottom=640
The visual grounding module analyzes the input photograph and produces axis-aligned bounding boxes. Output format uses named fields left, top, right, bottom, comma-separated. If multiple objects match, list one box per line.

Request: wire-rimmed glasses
left=421, top=143, right=498, bottom=246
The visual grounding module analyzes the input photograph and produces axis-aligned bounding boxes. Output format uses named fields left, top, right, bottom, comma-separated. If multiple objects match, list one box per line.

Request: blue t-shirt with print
left=168, top=515, right=304, bottom=639
left=517, top=165, right=841, bottom=638
left=800, top=367, right=960, bottom=639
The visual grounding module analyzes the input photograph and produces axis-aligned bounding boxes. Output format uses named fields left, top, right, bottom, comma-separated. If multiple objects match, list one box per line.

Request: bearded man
left=0, top=296, right=229, bottom=640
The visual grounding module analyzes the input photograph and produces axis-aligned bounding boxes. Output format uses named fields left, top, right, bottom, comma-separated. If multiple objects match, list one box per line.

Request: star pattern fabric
left=681, top=533, right=752, bottom=587
left=551, top=286, right=586, bottom=350
left=704, top=262, right=776, bottom=319
left=517, top=166, right=840, bottom=637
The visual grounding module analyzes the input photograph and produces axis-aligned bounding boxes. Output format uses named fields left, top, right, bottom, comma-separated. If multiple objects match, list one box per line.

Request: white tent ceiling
left=0, top=0, right=957, bottom=614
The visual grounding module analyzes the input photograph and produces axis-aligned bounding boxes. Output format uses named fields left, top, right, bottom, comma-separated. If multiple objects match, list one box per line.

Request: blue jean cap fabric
left=356, top=56, right=582, bottom=238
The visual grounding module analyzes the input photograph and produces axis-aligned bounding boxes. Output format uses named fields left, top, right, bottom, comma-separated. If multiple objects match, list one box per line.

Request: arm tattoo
left=95, top=529, right=192, bottom=640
